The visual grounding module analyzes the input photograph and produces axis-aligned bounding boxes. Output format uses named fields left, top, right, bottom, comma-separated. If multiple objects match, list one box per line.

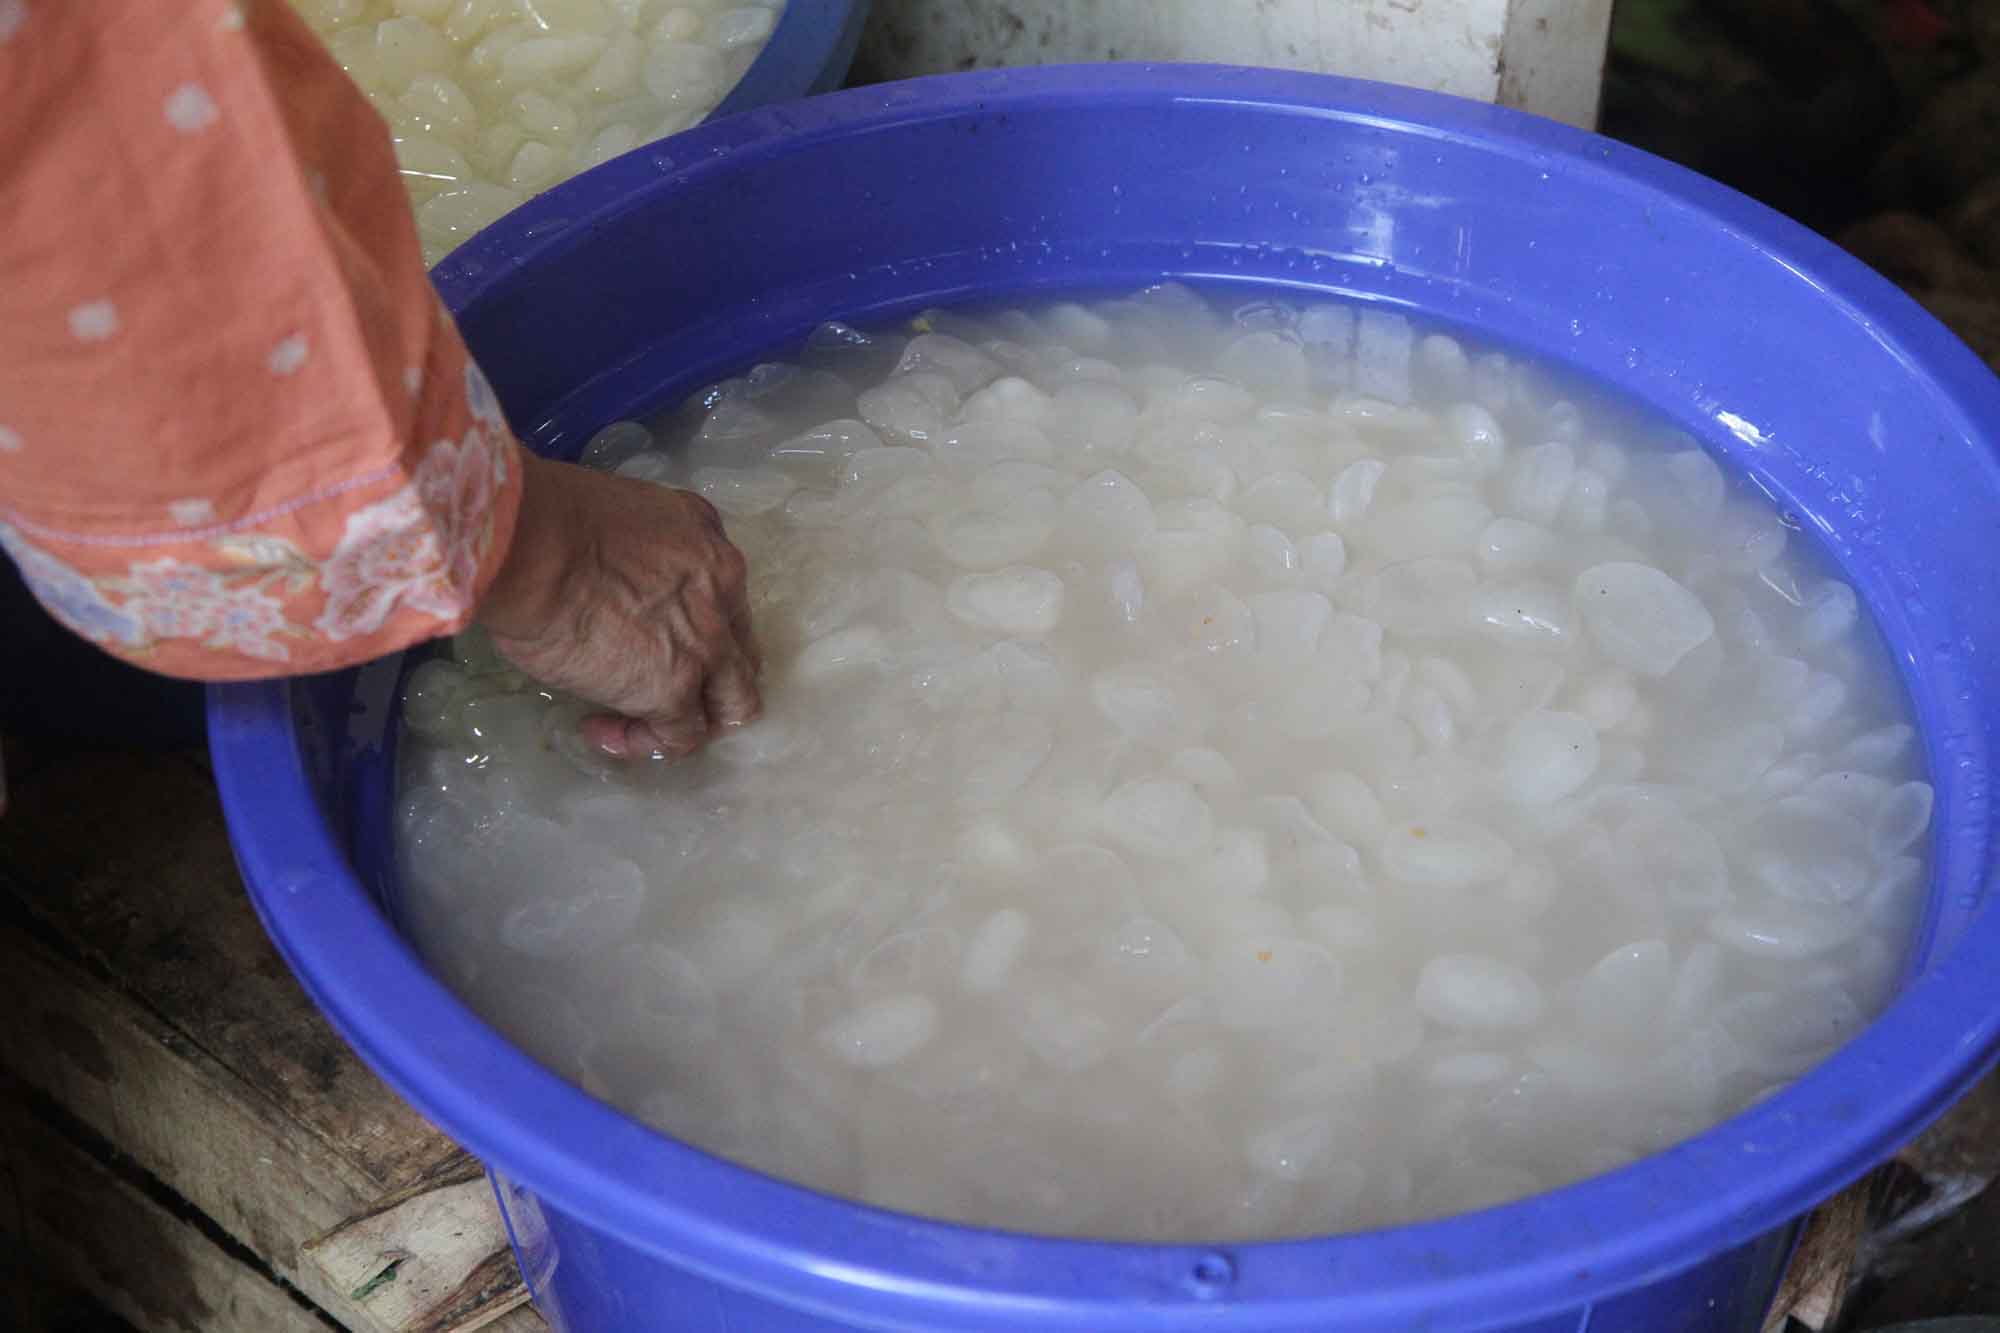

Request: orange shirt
left=0, top=0, right=523, bottom=679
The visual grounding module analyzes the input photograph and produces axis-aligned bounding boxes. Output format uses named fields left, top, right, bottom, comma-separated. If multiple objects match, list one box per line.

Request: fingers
left=578, top=712, right=642, bottom=759
left=582, top=667, right=754, bottom=761
left=581, top=612, right=759, bottom=759
left=499, top=473, right=766, bottom=762
left=703, top=646, right=762, bottom=731
left=582, top=708, right=708, bottom=761
left=704, top=519, right=759, bottom=675
left=585, top=627, right=759, bottom=761
left=728, top=593, right=762, bottom=677
left=631, top=709, right=712, bottom=759
left=653, top=538, right=760, bottom=733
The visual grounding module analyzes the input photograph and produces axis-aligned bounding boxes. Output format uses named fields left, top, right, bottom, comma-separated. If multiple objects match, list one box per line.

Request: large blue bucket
left=209, top=67, right=2000, bottom=1332
left=714, top=0, right=872, bottom=123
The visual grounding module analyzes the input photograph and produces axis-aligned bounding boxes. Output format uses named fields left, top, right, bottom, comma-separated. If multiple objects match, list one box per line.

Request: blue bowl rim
left=709, top=0, right=871, bottom=122
left=426, top=0, right=870, bottom=275
left=214, top=64, right=2000, bottom=1330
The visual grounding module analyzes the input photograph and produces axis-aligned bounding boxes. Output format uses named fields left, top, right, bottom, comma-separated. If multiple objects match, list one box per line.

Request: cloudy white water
left=396, top=286, right=1931, bottom=1239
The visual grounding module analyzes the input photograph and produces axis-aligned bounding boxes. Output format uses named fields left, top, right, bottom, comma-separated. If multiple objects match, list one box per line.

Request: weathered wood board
left=303, top=1151, right=532, bottom=1333
left=0, top=744, right=540, bottom=1332
left=0, top=1090, right=326, bottom=1333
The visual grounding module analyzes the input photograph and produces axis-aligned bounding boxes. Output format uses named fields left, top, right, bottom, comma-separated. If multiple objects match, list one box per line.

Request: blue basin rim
left=713, top=0, right=873, bottom=120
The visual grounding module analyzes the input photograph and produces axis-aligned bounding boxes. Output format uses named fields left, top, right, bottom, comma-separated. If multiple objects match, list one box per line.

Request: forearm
left=0, top=0, right=522, bottom=680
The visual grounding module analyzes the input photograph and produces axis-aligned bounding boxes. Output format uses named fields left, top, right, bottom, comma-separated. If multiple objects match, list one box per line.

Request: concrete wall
left=855, top=0, right=1614, bottom=130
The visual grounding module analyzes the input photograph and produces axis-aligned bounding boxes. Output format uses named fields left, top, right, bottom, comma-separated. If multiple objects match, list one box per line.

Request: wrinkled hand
left=477, top=452, right=760, bottom=759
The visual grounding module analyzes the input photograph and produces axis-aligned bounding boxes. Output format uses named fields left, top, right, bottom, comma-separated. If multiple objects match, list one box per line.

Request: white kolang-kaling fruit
left=1497, top=710, right=1600, bottom=805
left=1415, top=954, right=1546, bottom=1031
left=291, top=0, right=787, bottom=264
left=397, top=286, right=1932, bottom=1246
left=820, top=993, right=940, bottom=1069
left=945, top=566, right=1066, bottom=636
left=1572, top=561, right=1715, bottom=676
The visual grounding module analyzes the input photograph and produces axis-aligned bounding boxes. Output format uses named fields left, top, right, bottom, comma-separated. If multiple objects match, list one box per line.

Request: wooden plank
left=0, top=915, right=376, bottom=1324
left=1762, top=1177, right=1869, bottom=1333
left=0, top=749, right=453, bottom=1192
left=302, top=1150, right=531, bottom=1333
left=0, top=749, right=538, bottom=1331
left=487, top=1304, right=549, bottom=1331
left=0, top=1094, right=324, bottom=1333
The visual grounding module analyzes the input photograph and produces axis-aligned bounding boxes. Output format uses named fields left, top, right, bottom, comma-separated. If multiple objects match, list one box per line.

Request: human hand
left=477, top=452, right=760, bottom=759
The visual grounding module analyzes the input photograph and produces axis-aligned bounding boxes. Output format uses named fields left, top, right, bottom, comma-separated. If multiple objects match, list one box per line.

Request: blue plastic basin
left=419, top=0, right=870, bottom=278
left=712, top=0, right=872, bottom=123
left=209, top=67, right=2000, bottom=1333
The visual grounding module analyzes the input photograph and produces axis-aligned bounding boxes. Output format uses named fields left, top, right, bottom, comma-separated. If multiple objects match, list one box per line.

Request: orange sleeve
left=0, top=0, right=523, bottom=680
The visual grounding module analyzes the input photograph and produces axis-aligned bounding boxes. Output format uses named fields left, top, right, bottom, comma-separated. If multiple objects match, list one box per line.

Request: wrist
left=477, top=450, right=575, bottom=643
